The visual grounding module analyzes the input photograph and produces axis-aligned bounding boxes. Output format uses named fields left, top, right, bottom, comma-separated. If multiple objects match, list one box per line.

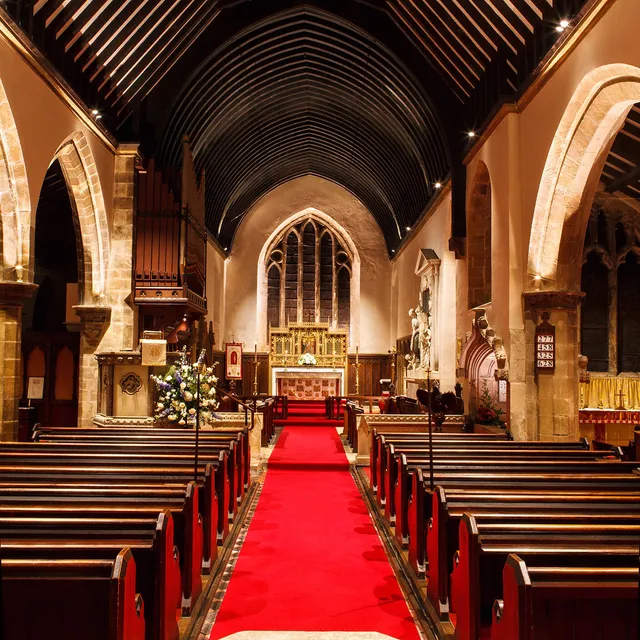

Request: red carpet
left=208, top=408, right=420, bottom=639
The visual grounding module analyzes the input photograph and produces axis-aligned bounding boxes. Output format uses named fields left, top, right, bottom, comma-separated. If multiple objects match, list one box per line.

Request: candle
left=254, top=343, right=257, bottom=363
left=355, top=343, right=359, bottom=364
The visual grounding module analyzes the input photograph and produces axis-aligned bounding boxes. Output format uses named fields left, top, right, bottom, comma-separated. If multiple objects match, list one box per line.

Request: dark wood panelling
left=347, top=354, right=393, bottom=396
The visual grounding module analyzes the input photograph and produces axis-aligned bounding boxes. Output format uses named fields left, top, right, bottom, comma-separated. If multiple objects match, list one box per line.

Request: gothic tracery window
left=266, top=218, right=352, bottom=329
left=581, top=199, right=640, bottom=373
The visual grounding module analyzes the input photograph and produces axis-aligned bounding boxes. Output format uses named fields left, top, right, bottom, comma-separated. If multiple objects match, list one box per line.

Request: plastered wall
left=219, top=176, right=392, bottom=353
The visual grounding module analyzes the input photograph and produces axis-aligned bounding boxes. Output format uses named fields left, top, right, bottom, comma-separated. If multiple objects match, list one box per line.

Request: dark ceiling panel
left=157, top=7, right=449, bottom=252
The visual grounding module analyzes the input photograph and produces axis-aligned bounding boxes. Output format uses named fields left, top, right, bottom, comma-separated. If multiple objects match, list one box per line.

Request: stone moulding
left=458, top=309, right=509, bottom=381
left=73, top=304, right=111, bottom=339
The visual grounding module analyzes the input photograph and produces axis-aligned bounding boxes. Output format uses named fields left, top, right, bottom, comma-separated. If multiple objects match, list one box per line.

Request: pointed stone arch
left=256, top=207, right=361, bottom=348
left=528, top=64, right=640, bottom=291
left=50, top=131, right=110, bottom=303
left=0, top=79, right=31, bottom=282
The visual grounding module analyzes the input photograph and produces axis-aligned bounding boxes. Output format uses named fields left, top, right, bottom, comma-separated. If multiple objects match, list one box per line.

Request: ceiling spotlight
left=95, top=114, right=102, bottom=120
left=435, top=182, right=442, bottom=189
left=555, top=25, right=564, bottom=32
left=406, top=226, right=411, bottom=232
left=91, top=109, right=99, bottom=115
left=224, top=247, right=228, bottom=251
left=391, top=249, right=395, bottom=254
left=468, top=131, right=476, bottom=138
left=560, top=19, right=569, bottom=28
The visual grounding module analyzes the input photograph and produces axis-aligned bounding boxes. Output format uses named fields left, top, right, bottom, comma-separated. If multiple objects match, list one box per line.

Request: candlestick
left=254, top=342, right=258, bottom=364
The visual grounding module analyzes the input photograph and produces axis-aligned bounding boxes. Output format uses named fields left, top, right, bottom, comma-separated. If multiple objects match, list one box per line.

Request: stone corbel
left=73, top=305, right=111, bottom=340
left=0, top=281, right=38, bottom=307
left=448, top=236, right=466, bottom=259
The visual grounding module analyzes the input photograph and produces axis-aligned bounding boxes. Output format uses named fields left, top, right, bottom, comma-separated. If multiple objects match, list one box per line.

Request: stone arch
left=528, top=64, right=640, bottom=291
left=467, top=161, right=492, bottom=308
left=0, top=79, right=31, bottom=282
left=458, top=309, right=508, bottom=411
left=48, top=131, right=110, bottom=303
left=256, top=207, right=361, bottom=347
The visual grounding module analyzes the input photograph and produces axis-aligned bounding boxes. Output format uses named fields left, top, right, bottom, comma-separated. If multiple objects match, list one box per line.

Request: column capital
left=448, top=236, right=466, bottom=259
left=73, top=304, right=111, bottom=340
left=0, top=281, right=37, bottom=306
left=523, top=290, right=584, bottom=312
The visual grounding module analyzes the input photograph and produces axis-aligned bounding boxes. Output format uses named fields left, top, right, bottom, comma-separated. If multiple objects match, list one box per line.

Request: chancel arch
left=257, top=207, right=360, bottom=347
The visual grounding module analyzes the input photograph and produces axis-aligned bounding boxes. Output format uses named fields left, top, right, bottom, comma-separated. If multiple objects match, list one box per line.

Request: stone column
left=0, top=282, right=37, bottom=440
left=74, top=144, right=139, bottom=426
left=523, top=291, right=584, bottom=442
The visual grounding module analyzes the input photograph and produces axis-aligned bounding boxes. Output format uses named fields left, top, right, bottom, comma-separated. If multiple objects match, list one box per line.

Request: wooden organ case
left=134, top=138, right=207, bottom=345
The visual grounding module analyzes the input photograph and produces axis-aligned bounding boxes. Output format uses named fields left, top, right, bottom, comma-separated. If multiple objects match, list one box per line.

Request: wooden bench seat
left=0, top=509, right=179, bottom=640
left=0, top=484, right=202, bottom=614
left=489, top=554, right=639, bottom=640
left=428, top=492, right=640, bottom=622
left=450, top=515, right=640, bottom=640
left=1, top=548, right=146, bottom=640
left=405, top=469, right=640, bottom=575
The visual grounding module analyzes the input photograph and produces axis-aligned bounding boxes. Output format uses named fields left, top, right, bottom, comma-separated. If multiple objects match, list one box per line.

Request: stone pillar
left=523, top=291, right=584, bottom=442
left=0, top=282, right=37, bottom=440
left=74, top=144, right=139, bottom=426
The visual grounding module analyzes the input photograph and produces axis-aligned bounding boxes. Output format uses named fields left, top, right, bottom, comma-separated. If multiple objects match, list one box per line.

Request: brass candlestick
left=388, top=346, right=396, bottom=384
left=253, top=361, right=261, bottom=396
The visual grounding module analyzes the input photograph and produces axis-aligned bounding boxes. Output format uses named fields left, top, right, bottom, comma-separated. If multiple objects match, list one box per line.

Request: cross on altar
left=615, top=389, right=626, bottom=410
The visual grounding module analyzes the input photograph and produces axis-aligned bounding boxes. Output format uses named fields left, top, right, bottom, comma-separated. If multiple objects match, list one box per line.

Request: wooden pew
left=429, top=492, right=640, bottom=623
left=0, top=509, right=179, bottom=640
left=0, top=489, right=202, bottom=613
left=9, top=439, right=235, bottom=537
left=1, top=547, right=146, bottom=640
left=0, top=473, right=203, bottom=612
left=489, top=554, right=639, bottom=640
left=406, top=468, right=640, bottom=576
left=450, top=513, right=640, bottom=640
left=385, top=444, right=616, bottom=523
left=0, top=449, right=227, bottom=556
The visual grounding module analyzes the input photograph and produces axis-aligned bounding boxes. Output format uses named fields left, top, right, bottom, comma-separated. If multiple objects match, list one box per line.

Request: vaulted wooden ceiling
left=4, top=0, right=591, bottom=251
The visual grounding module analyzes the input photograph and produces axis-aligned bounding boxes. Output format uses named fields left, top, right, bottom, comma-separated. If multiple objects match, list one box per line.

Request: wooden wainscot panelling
left=347, top=354, right=393, bottom=396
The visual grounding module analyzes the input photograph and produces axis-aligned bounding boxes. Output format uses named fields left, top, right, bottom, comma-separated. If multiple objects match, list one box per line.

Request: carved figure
left=409, top=308, right=420, bottom=365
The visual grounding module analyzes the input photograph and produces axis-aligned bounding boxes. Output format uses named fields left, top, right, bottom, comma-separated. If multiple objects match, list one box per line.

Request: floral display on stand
left=151, top=347, right=219, bottom=426
left=470, top=381, right=505, bottom=427
left=298, top=353, right=317, bottom=366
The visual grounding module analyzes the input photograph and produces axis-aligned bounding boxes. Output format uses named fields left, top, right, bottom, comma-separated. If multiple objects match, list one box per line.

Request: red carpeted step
left=208, top=425, right=420, bottom=639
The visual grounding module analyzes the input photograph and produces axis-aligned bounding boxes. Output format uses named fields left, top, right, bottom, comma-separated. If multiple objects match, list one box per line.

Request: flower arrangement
left=151, top=347, right=219, bottom=426
left=471, top=381, right=505, bottom=426
left=298, top=353, right=317, bottom=366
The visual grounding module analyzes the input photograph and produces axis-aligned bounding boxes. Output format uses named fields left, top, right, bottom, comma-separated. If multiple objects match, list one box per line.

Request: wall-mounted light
left=556, top=19, right=570, bottom=32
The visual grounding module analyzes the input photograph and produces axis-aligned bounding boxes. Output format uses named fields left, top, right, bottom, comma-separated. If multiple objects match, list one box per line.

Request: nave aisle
left=205, top=403, right=422, bottom=639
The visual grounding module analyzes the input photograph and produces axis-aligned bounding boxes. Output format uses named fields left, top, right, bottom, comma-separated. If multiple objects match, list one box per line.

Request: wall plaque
left=225, top=342, right=243, bottom=379
left=535, top=312, right=555, bottom=371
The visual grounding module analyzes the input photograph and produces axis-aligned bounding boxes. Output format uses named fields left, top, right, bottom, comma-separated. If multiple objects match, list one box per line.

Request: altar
left=272, top=367, right=345, bottom=399
left=268, top=322, right=349, bottom=397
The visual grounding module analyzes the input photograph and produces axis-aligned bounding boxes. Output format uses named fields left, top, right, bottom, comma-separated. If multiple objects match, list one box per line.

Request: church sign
left=535, top=312, right=555, bottom=371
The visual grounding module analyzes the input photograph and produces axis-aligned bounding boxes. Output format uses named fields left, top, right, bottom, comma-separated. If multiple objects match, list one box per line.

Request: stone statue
left=409, top=308, right=420, bottom=367
left=416, top=304, right=431, bottom=370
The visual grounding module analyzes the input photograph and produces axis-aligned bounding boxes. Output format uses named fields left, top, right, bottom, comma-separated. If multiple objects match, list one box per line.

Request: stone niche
left=404, top=249, right=440, bottom=394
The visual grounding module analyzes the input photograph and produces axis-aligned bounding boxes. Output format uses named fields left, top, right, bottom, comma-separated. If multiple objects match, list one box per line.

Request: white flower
left=168, top=414, right=177, bottom=421
left=178, top=419, right=186, bottom=425
left=179, top=402, right=186, bottom=409
left=209, top=388, right=215, bottom=396
left=184, top=391, right=193, bottom=402
left=188, top=408, right=196, bottom=415
left=165, top=375, right=172, bottom=381
left=180, top=382, right=187, bottom=390
left=156, top=402, right=164, bottom=410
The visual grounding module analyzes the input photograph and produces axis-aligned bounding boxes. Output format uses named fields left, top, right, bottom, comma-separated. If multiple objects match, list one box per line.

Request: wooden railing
left=325, top=395, right=384, bottom=420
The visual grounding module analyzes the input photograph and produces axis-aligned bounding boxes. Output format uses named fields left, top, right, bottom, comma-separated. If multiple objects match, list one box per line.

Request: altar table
left=271, top=367, right=345, bottom=399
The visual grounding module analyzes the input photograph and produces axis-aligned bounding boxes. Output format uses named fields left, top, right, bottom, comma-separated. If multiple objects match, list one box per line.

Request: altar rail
left=326, top=396, right=384, bottom=420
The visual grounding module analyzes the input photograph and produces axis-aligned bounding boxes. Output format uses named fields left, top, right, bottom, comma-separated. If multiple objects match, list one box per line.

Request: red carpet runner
left=209, top=402, right=420, bottom=639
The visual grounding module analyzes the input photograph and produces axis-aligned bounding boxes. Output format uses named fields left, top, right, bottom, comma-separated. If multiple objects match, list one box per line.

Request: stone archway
left=0, top=79, right=33, bottom=439
left=32, top=132, right=112, bottom=427
left=526, top=64, right=640, bottom=441
left=467, top=162, right=492, bottom=309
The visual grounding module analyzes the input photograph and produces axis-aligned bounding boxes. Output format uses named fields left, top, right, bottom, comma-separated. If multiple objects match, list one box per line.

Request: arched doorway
left=22, top=159, right=80, bottom=427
